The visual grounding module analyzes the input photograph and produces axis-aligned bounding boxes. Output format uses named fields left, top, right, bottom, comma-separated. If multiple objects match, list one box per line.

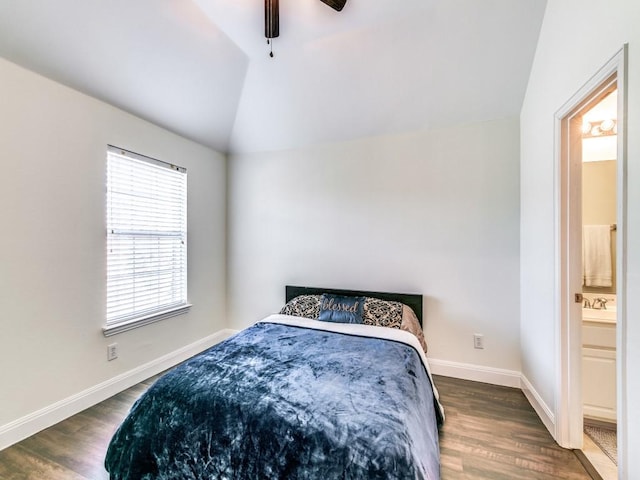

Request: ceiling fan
left=265, top=0, right=347, bottom=57
left=318, top=0, right=348, bottom=11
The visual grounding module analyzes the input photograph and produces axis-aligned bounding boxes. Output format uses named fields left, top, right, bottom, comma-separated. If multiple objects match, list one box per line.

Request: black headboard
left=285, top=285, right=423, bottom=326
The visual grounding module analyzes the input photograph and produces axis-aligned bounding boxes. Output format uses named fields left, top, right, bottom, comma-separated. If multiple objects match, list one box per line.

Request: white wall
left=520, top=0, right=640, bottom=476
left=228, top=117, right=521, bottom=374
left=0, top=59, right=227, bottom=432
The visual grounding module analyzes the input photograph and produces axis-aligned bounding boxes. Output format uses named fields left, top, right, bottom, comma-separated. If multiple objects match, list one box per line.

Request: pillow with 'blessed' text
left=318, top=294, right=365, bottom=324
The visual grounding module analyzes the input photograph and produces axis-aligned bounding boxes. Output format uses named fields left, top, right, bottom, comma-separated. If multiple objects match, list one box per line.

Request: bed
left=105, top=286, right=444, bottom=479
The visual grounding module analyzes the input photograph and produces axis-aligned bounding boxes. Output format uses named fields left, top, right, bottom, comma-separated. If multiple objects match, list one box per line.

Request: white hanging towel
left=582, top=225, right=612, bottom=287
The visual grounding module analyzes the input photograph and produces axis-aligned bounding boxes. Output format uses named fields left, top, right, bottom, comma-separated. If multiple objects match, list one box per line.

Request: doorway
left=555, top=47, right=627, bottom=480
left=580, top=87, right=618, bottom=479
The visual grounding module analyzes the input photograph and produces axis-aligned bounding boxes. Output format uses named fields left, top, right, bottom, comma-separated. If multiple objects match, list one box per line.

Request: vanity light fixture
left=582, top=119, right=617, bottom=138
left=600, top=118, right=615, bottom=132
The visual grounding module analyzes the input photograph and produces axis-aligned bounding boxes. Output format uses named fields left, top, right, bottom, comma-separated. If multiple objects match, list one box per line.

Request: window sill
left=102, top=304, right=192, bottom=337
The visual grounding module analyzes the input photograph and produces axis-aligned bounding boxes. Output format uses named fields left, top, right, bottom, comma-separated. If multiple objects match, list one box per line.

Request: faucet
left=592, top=297, right=609, bottom=310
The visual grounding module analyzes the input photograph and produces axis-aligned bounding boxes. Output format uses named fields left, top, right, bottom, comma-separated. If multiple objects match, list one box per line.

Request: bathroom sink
left=582, top=307, right=616, bottom=322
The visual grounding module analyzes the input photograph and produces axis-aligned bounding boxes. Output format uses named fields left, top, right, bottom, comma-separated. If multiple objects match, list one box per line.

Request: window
left=104, top=146, right=189, bottom=336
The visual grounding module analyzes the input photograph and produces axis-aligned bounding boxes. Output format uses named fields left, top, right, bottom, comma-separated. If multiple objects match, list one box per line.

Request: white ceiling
left=0, top=0, right=547, bottom=154
left=0, top=0, right=248, bottom=151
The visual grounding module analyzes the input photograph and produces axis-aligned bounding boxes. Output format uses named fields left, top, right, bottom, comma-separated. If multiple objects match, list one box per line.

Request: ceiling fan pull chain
left=265, top=0, right=278, bottom=57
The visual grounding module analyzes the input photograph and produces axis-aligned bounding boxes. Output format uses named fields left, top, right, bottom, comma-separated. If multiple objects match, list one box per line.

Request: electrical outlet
left=107, top=343, right=118, bottom=361
left=473, top=334, right=484, bottom=349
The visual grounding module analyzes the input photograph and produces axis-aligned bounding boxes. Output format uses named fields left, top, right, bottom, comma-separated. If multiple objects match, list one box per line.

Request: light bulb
left=600, top=119, right=615, bottom=132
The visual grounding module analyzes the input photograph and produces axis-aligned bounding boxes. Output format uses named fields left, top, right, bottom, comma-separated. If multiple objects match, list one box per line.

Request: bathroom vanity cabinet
left=582, top=313, right=617, bottom=423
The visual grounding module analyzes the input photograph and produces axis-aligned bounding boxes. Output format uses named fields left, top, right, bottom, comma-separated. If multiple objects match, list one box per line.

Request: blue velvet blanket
left=105, top=318, right=442, bottom=479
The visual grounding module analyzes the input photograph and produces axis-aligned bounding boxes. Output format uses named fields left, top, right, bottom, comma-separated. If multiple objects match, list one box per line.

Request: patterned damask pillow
left=279, top=295, right=320, bottom=319
left=362, top=298, right=428, bottom=354
left=362, top=298, right=403, bottom=329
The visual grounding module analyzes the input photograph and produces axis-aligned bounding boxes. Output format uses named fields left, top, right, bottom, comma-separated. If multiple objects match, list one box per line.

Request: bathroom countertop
left=583, top=308, right=617, bottom=324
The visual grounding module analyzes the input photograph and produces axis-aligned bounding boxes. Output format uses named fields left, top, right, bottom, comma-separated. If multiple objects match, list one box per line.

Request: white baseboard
left=429, top=359, right=557, bottom=438
left=0, top=329, right=236, bottom=451
left=429, top=358, right=522, bottom=388
left=521, top=374, right=556, bottom=436
left=1, top=340, right=558, bottom=453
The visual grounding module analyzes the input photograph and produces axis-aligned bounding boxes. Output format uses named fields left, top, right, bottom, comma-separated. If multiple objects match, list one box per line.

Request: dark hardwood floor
left=436, top=376, right=590, bottom=479
left=0, top=379, right=155, bottom=480
left=0, top=374, right=591, bottom=479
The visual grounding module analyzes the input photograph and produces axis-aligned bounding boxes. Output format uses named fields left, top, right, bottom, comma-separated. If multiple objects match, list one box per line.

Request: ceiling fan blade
left=319, top=0, right=347, bottom=12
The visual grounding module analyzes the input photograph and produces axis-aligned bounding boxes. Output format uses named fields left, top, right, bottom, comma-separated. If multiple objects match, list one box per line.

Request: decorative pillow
left=400, top=305, right=428, bottom=354
left=362, top=298, right=427, bottom=354
left=279, top=293, right=428, bottom=354
left=362, top=298, right=403, bottom=329
left=279, top=295, right=320, bottom=319
left=318, top=294, right=365, bottom=324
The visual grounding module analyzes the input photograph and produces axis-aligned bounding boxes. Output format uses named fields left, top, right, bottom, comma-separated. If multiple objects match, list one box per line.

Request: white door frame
left=554, top=45, right=628, bottom=476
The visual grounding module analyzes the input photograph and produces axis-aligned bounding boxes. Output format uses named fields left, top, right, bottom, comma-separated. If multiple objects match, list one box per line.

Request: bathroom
left=581, top=89, right=617, bottom=474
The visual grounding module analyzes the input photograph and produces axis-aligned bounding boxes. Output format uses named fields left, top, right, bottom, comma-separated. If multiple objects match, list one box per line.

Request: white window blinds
left=105, top=146, right=188, bottom=334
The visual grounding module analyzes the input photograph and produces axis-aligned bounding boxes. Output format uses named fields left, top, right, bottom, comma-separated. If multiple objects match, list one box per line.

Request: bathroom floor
left=581, top=422, right=617, bottom=480
left=585, top=424, right=617, bottom=464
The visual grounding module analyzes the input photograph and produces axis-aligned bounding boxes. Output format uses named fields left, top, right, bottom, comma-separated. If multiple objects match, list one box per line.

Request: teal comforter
left=105, top=318, right=442, bottom=479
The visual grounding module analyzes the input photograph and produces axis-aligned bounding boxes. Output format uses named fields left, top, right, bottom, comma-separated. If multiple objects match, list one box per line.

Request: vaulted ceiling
left=0, top=0, right=547, bottom=154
